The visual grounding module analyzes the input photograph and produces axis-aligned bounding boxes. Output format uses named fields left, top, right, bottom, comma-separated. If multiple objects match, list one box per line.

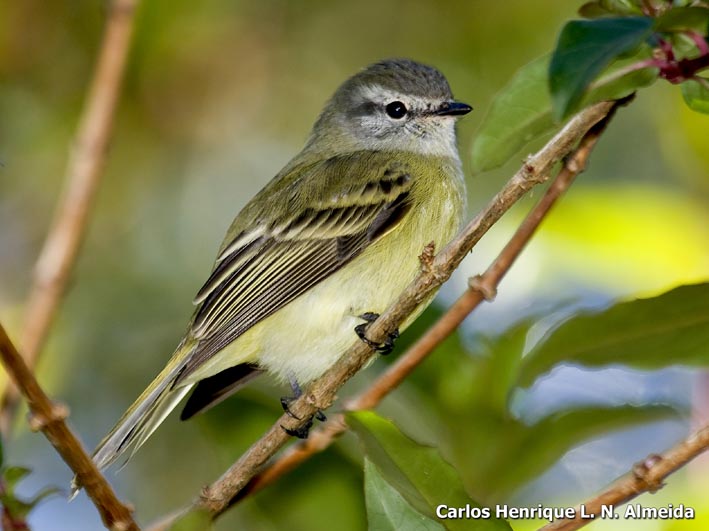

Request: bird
left=89, top=58, right=472, bottom=472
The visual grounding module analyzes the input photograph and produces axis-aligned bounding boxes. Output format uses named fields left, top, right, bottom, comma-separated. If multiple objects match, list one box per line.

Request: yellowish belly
left=186, top=166, right=465, bottom=386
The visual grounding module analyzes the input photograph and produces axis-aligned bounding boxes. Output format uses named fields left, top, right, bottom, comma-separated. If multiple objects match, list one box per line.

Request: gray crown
left=339, top=58, right=453, bottom=100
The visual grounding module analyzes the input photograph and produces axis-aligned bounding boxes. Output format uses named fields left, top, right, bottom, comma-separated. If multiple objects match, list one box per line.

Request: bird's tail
left=89, top=341, right=196, bottom=475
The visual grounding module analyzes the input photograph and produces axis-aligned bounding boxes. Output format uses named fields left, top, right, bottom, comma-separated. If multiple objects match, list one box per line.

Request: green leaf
left=168, top=509, right=214, bottom=531
left=600, top=0, right=644, bottom=15
left=365, top=459, right=445, bottom=531
left=0, top=466, right=60, bottom=520
left=349, top=411, right=511, bottom=531
left=584, top=53, right=658, bottom=103
left=3, top=466, right=31, bottom=490
left=471, top=52, right=657, bottom=172
left=655, top=6, right=709, bottom=33
left=490, top=405, right=680, bottom=495
left=550, top=17, right=655, bottom=120
left=471, top=56, right=553, bottom=172
left=579, top=2, right=615, bottom=19
left=483, top=319, right=536, bottom=414
left=446, top=402, right=678, bottom=499
left=579, top=0, right=643, bottom=18
left=27, top=486, right=62, bottom=508
left=667, top=32, right=704, bottom=59
left=682, top=79, right=709, bottom=114
left=518, top=283, right=709, bottom=387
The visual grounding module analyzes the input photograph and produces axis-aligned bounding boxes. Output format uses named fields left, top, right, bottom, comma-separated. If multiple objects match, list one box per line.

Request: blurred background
left=1, top=1, right=708, bottom=529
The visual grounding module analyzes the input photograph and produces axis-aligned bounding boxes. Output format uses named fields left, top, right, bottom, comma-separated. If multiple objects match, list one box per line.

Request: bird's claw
left=280, top=377, right=326, bottom=437
left=282, top=416, right=314, bottom=439
left=355, top=312, right=399, bottom=355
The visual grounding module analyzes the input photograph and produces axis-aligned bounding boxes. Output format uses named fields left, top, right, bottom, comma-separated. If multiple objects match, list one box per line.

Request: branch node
left=418, top=241, right=436, bottom=274
left=110, top=520, right=132, bottom=531
left=468, top=275, right=497, bottom=301
left=305, top=391, right=330, bottom=412
left=521, top=158, right=548, bottom=185
left=563, top=153, right=582, bottom=174
left=28, top=401, right=70, bottom=432
left=522, top=159, right=536, bottom=177
left=632, top=453, right=665, bottom=493
left=200, top=484, right=219, bottom=507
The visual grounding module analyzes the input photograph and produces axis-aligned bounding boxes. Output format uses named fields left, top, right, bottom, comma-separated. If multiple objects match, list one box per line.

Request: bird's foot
left=354, top=312, right=399, bottom=355
left=280, top=378, right=326, bottom=438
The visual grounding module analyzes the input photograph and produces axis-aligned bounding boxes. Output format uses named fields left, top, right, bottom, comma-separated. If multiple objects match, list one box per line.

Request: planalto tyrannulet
left=90, top=58, right=472, bottom=471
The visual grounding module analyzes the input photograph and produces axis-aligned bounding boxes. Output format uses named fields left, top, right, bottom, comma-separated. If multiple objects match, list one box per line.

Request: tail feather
left=90, top=342, right=196, bottom=473
left=125, top=384, right=193, bottom=463
left=180, top=363, right=262, bottom=421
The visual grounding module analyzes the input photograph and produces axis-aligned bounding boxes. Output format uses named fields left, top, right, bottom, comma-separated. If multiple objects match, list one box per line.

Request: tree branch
left=538, top=423, right=709, bottom=531
left=0, top=0, right=140, bottom=435
left=230, top=97, right=623, bottom=504
left=141, top=100, right=615, bottom=529
left=0, top=323, right=139, bottom=531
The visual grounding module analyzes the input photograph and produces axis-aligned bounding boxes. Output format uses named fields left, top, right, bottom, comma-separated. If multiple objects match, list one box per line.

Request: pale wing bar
left=175, top=158, right=413, bottom=385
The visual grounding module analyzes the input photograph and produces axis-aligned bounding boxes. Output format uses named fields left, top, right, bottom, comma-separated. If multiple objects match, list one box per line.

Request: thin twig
left=538, top=424, right=709, bottom=531
left=231, top=97, right=622, bottom=503
left=0, top=0, right=140, bottom=435
left=141, top=100, right=615, bottom=528
left=0, top=324, right=139, bottom=531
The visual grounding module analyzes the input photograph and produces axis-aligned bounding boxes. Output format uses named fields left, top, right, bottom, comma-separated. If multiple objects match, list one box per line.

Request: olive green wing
left=175, top=152, right=413, bottom=384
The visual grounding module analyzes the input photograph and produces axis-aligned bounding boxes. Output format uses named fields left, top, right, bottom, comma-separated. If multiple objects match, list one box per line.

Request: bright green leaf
left=549, top=17, right=655, bottom=119
left=349, top=411, right=512, bottom=531
left=682, top=79, right=709, bottom=114
left=518, top=283, right=709, bottom=387
left=365, top=459, right=445, bottom=531
left=655, top=6, right=709, bottom=33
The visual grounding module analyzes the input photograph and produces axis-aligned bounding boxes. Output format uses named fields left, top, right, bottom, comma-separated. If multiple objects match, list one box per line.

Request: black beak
left=436, top=101, right=473, bottom=116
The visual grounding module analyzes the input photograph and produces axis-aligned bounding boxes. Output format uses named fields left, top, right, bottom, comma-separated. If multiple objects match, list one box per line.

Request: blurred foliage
left=470, top=52, right=657, bottom=172
left=1, top=1, right=709, bottom=530
left=0, top=443, right=60, bottom=530
left=167, top=509, right=213, bottom=531
left=519, top=283, right=709, bottom=386
left=350, top=411, right=511, bottom=531
left=364, top=458, right=446, bottom=531
left=549, top=16, right=654, bottom=119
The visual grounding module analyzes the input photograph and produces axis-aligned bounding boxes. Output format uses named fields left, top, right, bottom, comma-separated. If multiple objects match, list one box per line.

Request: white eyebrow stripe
left=357, top=84, right=442, bottom=109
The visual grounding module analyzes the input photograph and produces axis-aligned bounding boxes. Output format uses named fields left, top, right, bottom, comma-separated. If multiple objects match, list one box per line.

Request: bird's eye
left=385, top=101, right=407, bottom=119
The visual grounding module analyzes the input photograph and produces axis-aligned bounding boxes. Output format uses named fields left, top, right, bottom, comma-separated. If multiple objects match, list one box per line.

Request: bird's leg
left=280, top=375, right=326, bottom=439
left=280, top=377, right=304, bottom=420
left=354, top=312, right=399, bottom=355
